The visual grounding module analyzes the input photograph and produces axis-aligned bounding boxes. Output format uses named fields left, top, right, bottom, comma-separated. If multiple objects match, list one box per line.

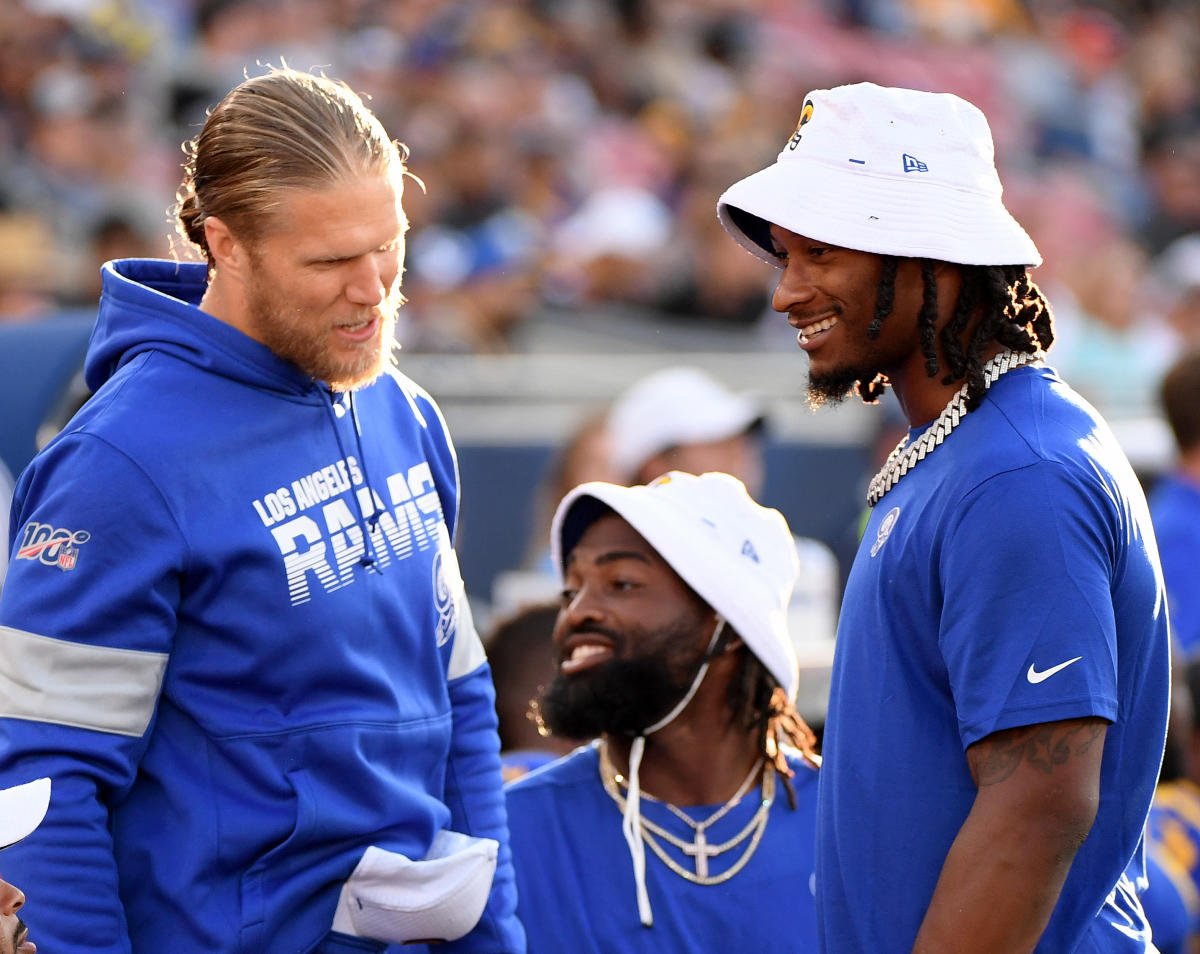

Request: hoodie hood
left=85, top=259, right=316, bottom=397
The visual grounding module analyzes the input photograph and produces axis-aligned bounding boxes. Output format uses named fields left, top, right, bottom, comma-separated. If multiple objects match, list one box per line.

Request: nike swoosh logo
left=1026, top=656, right=1083, bottom=684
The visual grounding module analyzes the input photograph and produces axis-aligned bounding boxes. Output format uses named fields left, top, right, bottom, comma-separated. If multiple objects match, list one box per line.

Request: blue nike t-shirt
left=818, top=364, right=1170, bottom=953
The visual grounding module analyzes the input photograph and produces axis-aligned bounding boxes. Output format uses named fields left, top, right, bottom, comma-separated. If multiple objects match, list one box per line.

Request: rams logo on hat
left=786, top=99, right=815, bottom=151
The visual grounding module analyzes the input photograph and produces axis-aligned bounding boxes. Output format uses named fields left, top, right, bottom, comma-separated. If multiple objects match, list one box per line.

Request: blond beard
left=245, top=270, right=403, bottom=392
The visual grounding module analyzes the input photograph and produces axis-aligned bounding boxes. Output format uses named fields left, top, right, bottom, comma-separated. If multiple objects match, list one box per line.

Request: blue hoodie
left=0, top=260, right=525, bottom=953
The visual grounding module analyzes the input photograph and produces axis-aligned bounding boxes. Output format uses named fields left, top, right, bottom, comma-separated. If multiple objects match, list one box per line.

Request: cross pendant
left=681, top=829, right=719, bottom=878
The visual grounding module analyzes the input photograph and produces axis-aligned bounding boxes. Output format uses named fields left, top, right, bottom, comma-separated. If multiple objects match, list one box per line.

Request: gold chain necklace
left=598, top=741, right=774, bottom=886
left=867, top=349, right=1039, bottom=508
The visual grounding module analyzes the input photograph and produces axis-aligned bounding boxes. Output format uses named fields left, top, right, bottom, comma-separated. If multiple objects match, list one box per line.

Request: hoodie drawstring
left=622, top=614, right=726, bottom=927
left=325, top=390, right=380, bottom=571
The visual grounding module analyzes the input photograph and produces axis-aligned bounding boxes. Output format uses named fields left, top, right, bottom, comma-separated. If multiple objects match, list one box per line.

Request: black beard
left=539, top=626, right=705, bottom=739
left=805, top=366, right=862, bottom=410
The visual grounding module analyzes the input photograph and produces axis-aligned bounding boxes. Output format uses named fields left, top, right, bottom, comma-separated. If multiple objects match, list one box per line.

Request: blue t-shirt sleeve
left=939, top=461, right=1120, bottom=748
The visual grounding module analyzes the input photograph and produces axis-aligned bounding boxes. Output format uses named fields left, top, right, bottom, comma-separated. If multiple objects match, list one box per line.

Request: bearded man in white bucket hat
left=718, top=82, right=1170, bottom=953
left=0, top=777, right=50, bottom=954
left=505, top=471, right=821, bottom=953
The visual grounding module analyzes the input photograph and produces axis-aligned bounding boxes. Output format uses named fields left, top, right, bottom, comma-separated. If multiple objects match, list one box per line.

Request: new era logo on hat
left=717, top=82, right=1040, bottom=268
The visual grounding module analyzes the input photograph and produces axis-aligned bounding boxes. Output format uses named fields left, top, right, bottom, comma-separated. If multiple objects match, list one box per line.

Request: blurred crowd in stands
left=3, top=3, right=1200, bottom=946
left=0, top=0, right=1197, bottom=422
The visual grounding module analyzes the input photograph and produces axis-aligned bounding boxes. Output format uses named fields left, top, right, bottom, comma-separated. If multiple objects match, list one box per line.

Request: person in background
left=718, top=81, right=1170, bottom=952
left=506, top=471, right=820, bottom=953
left=0, top=777, right=50, bottom=954
left=1141, top=652, right=1200, bottom=954
left=606, top=365, right=841, bottom=651
left=1155, top=234, right=1200, bottom=349
left=1151, top=350, right=1200, bottom=658
left=488, top=405, right=622, bottom=622
left=484, top=599, right=587, bottom=781
left=0, top=67, right=522, bottom=954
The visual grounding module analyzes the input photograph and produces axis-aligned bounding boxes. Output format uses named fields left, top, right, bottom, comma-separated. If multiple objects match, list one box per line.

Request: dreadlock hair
left=859, top=256, right=898, bottom=403
left=856, top=259, right=1056, bottom=411
left=724, top=640, right=821, bottom=811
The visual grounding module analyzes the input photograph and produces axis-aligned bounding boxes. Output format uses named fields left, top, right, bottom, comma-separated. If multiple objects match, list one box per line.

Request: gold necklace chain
left=652, top=755, right=762, bottom=833
left=598, top=741, right=774, bottom=885
left=867, top=349, right=1039, bottom=508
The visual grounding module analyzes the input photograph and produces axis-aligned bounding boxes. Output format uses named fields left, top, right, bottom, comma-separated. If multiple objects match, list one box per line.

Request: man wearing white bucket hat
left=605, top=365, right=841, bottom=679
left=718, top=82, right=1170, bottom=953
left=505, top=471, right=821, bottom=952
left=0, top=777, right=50, bottom=954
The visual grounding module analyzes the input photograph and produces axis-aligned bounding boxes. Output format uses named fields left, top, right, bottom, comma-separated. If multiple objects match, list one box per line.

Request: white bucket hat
left=552, top=470, right=799, bottom=704
left=0, top=777, right=51, bottom=849
left=552, top=471, right=801, bottom=927
left=717, top=82, right=1041, bottom=268
left=607, top=367, right=766, bottom=482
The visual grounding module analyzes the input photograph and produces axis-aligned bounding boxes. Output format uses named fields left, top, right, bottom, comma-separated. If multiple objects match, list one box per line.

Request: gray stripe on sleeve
left=0, top=625, right=168, bottom=737
left=448, top=586, right=487, bottom=682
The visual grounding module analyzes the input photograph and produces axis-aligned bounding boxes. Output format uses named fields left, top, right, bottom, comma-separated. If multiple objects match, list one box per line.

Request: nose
left=0, top=876, right=25, bottom=916
left=771, top=259, right=818, bottom=314
left=555, top=584, right=604, bottom=643
left=345, top=252, right=397, bottom=307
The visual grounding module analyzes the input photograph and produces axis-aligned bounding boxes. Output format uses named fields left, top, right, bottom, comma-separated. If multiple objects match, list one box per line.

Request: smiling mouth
left=794, top=315, right=838, bottom=338
left=335, top=315, right=379, bottom=342
left=560, top=641, right=614, bottom=675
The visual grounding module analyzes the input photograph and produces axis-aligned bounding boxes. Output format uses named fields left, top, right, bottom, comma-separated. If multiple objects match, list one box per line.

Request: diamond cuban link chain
left=866, top=349, right=1040, bottom=508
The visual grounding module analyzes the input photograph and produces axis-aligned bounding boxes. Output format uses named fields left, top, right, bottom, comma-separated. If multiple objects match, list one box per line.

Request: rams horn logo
left=786, top=100, right=815, bottom=151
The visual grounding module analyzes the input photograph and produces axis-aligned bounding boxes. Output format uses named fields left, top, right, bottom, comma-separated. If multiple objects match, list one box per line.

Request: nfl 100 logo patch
left=17, top=522, right=91, bottom=571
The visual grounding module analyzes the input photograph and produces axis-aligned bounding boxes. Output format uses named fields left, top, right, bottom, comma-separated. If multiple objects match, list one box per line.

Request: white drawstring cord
left=620, top=615, right=726, bottom=927
left=622, top=735, right=652, bottom=926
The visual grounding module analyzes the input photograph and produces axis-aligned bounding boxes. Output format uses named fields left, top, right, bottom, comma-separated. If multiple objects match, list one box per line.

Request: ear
left=203, top=215, right=251, bottom=278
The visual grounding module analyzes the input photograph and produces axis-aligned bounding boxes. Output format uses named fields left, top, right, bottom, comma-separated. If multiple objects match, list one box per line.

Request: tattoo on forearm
left=972, top=721, right=1104, bottom=787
